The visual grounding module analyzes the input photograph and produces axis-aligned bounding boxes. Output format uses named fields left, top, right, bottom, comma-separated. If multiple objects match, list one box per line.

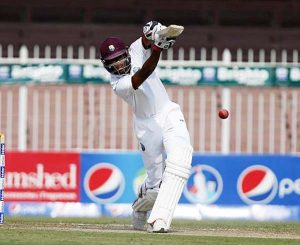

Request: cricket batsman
left=99, top=21, right=193, bottom=233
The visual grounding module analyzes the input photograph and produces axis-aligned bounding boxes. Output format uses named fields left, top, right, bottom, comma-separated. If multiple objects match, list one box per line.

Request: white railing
left=0, top=44, right=299, bottom=154
left=0, top=44, right=299, bottom=64
left=0, top=84, right=299, bottom=154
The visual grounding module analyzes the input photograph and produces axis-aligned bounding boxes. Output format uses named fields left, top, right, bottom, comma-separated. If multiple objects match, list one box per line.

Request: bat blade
left=157, top=25, right=184, bottom=38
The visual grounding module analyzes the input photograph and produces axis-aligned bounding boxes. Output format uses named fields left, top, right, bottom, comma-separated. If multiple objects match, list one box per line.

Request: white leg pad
left=147, top=144, right=193, bottom=231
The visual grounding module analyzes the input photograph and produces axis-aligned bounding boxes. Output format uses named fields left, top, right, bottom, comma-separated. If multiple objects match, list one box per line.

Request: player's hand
left=154, top=37, right=176, bottom=50
left=143, top=21, right=165, bottom=41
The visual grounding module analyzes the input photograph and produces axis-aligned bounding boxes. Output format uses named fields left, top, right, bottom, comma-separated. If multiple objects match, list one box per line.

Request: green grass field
left=0, top=217, right=299, bottom=244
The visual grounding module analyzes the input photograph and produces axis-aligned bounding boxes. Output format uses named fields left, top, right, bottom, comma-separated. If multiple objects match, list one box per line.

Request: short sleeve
left=111, top=75, right=133, bottom=99
left=129, top=38, right=151, bottom=67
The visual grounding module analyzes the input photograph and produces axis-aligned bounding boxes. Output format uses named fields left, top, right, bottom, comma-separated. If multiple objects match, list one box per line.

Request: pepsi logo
left=84, top=163, right=125, bottom=204
left=237, top=165, right=278, bottom=204
left=183, top=164, right=223, bottom=204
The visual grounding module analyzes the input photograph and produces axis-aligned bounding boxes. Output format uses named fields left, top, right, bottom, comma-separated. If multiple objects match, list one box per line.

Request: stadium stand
left=0, top=0, right=300, bottom=61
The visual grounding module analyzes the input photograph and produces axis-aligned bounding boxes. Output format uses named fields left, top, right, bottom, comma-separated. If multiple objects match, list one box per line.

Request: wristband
left=152, top=45, right=162, bottom=52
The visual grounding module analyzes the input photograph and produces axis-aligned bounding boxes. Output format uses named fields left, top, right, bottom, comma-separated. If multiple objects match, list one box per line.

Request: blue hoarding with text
left=182, top=155, right=300, bottom=205
left=80, top=152, right=300, bottom=206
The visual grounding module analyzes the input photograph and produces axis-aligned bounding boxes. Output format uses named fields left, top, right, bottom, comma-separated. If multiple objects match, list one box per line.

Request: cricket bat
left=157, top=25, right=184, bottom=38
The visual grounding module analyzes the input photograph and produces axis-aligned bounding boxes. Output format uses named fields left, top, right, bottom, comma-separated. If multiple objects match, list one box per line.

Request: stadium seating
left=0, top=1, right=299, bottom=61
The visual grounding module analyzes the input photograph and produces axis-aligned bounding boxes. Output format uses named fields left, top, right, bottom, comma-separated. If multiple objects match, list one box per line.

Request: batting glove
left=154, top=37, right=176, bottom=50
left=143, top=21, right=165, bottom=41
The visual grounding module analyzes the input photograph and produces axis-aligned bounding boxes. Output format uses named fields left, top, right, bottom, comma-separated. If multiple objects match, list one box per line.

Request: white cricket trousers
left=134, top=102, right=191, bottom=189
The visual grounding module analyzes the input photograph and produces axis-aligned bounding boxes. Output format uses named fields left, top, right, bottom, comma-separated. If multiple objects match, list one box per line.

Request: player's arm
left=131, top=45, right=162, bottom=90
left=131, top=21, right=175, bottom=90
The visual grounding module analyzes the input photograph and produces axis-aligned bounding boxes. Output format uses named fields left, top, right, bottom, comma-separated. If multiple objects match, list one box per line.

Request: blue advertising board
left=182, top=154, right=300, bottom=206
left=80, top=152, right=300, bottom=206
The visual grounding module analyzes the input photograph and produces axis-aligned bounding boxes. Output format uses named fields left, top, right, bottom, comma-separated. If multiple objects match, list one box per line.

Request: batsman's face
left=107, top=54, right=131, bottom=75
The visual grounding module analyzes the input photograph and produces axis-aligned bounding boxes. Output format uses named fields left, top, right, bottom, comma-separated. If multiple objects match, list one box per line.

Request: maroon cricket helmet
left=99, top=37, right=131, bottom=75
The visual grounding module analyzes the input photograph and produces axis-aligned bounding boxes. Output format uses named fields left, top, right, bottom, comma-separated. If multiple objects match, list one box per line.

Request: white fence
left=0, top=44, right=299, bottom=64
left=0, top=84, right=299, bottom=154
left=0, top=44, right=299, bottom=153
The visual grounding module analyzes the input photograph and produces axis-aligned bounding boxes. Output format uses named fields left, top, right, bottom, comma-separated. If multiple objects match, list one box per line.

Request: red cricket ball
left=219, top=109, right=229, bottom=119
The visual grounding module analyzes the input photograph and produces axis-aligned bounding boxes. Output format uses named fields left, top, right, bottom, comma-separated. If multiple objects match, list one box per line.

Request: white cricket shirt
left=110, top=37, right=171, bottom=118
